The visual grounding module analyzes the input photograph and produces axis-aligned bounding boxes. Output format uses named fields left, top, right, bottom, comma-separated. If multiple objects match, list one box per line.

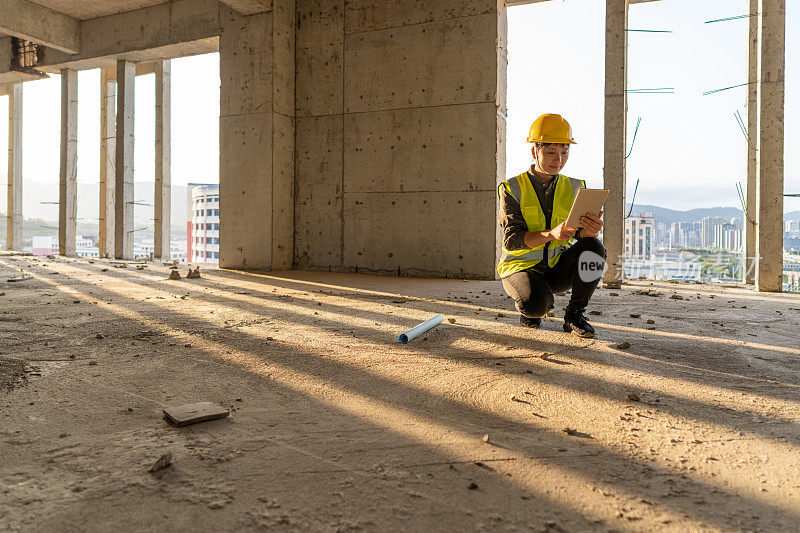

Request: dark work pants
left=501, top=237, right=607, bottom=318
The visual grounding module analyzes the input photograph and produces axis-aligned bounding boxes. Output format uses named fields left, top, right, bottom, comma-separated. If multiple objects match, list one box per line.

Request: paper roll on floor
left=398, top=314, right=445, bottom=343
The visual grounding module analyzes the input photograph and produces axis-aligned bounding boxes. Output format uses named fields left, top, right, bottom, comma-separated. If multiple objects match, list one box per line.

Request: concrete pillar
left=745, top=0, right=758, bottom=284
left=6, top=84, right=22, bottom=250
left=99, top=67, right=116, bottom=258
left=154, top=60, right=171, bottom=260
left=59, top=69, right=77, bottom=257
left=602, top=0, right=628, bottom=287
left=219, top=2, right=295, bottom=270
left=114, top=60, right=135, bottom=260
left=755, top=0, right=785, bottom=292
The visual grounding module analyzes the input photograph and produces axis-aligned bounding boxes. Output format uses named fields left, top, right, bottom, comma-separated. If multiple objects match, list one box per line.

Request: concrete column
left=114, top=60, right=135, bottom=260
left=755, top=0, right=785, bottom=292
left=154, top=60, right=171, bottom=260
left=602, top=0, right=628, bottom=287
left=59, top=69, right=77, bottom=257
left=99, top=67, right=116, bottom=258
left=744, top=0, right=758, bottom=284
left=219, top=2, right=295, bottom=270
left=6, top=84, right=22, bottom=250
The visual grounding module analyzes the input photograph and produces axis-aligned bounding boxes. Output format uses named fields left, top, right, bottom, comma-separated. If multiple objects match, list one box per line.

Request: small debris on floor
left=629, top=313, right=641, bottom=318
left=482, top=433, right=490, bottom=443
left=163, top=402, right=230, bottom=427
left=670, top=294, right=684, bottom=300
left=186, top=267, right=201, bottom=279
left=563, top=427, right=578, bottom=436
left=616, top=342, right=631, bottom=350
left=546, top=310, right=555, bottom=317
left=589, top=310, right=601, bottom=315
left=627, top=392, right=640, bottom=402
left=148, top=453, right=172, bottom=473
left=168, top=270, right=181, bottom=280
left=136, top=265, right=147, bottom=270
left=448, top=318, right=456, bottom=324
left=496, top=313, right=505, bottom=318
left=646, top=319, right=655, bottom=324
left=88, top=361, right=98, bottom=366
left=95, top=333, right=104, bottom=339
left=468, top=482, right=478, bottom=490
left=509, top=394, right=517, bottom=402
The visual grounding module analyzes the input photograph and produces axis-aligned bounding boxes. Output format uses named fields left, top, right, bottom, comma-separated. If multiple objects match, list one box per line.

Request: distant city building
left=30, top=235, right=98, bottom=257
left=786, top=220, right=800, bottom=232
left=701, top=217, right=727, bottom=247
left=713, top=223, right=742, bottom=251
left=625, top=214, right=654, bottom=259
left=190, top=184, right=220, bottom=265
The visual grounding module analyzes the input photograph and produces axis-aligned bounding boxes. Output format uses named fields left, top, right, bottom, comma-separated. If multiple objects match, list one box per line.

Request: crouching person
left=498, top=114, right=606, bottom=338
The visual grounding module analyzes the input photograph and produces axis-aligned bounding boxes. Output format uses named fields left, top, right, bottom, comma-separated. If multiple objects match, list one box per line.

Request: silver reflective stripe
left=548, top=245, right=570, bottom=259
left=507, top=175, right=523, bottom=203
left=500, top=248, right=545, bottom=264
left=568, top=177, right=583, bottom=198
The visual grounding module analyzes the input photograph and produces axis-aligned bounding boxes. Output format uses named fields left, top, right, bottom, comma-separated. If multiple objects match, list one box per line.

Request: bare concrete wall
left=219, top=1, right=296, bottom=270
left=295, top=0, right=506, bottom=278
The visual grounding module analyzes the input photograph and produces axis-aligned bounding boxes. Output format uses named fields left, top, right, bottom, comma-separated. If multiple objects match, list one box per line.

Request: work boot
left=520, top=314, right=542, bottom=328
left=563, top=308, right=595, bottom=338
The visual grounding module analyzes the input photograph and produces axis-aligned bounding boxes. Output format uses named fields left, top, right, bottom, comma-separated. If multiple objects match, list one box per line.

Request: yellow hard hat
left=526, top=114, right=576, bottom=144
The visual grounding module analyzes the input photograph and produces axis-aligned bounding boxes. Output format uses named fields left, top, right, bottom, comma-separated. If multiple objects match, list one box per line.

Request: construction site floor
left=1, top=253, right=799, bottom=532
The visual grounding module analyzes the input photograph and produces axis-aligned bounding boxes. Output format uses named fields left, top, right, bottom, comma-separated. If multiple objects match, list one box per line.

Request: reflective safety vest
left=497, top=172, right=585, bottom=278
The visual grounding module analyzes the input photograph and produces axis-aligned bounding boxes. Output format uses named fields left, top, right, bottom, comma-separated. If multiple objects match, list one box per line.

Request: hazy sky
left=507, top=0, right=799, bottom=212
left=0, top=0, right=797, bottom=215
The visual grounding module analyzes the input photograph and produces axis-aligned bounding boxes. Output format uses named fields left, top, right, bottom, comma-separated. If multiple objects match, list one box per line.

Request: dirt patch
left=0, top=358, right=26, bottom=392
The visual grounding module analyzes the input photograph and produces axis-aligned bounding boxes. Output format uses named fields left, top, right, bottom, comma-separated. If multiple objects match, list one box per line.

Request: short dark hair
left=533, top=142, right=570, bottom=150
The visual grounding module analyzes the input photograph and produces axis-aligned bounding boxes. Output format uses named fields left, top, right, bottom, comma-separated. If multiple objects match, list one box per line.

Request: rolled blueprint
left=398, top=314, right=444, bottom=344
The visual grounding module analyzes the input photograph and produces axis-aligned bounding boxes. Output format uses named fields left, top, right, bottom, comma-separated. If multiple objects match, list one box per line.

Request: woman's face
left=532, top=144, right=570, bottom=176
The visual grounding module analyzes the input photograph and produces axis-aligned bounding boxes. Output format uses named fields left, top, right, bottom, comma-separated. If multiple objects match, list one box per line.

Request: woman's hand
left=580, top=211, right=604, bottom=238
left=549, top=222, right=578, bottom=241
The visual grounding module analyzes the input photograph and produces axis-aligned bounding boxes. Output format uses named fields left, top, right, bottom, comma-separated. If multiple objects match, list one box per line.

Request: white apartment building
left=190, top=184, right=220, bottom=265
left=625, top=215, right=654, bottom=259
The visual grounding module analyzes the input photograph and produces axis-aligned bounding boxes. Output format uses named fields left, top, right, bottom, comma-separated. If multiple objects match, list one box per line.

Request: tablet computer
left=565, top=188, right=609, bottom=228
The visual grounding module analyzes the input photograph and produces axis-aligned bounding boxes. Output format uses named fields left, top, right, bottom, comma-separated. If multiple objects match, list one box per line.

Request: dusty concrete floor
left=1, top=253, right=799, bottom=532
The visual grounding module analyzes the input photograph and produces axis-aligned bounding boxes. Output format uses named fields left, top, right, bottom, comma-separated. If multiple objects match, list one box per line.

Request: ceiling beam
left=0, top=0, right=79, bottom=54
left=506, top=0, right=661, bottom=6
left=218, top=0, right=272, bottom=15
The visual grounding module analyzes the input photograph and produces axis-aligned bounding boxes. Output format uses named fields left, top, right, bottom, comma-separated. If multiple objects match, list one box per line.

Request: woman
left=497, top=114, right=606, bottom=338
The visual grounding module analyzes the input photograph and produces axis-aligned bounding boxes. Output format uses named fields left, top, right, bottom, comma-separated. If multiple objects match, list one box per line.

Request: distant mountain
left=626, top=204, right=800, bottom=226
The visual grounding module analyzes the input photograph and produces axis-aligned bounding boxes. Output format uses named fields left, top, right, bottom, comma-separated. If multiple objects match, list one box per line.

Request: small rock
left=509, top=394, right=517, bottom=402
left=646, top=319, right=655, bottom=324
left=59, top=433, right=68, bottom=438
left=629, top=313, right=641, bottom=318
left=468, top=482, right=478, bottom=490
left=101, top=268, right=108, bottom=272
left=496, top=313, right=505, bottom=318
left=670, top=294, right=684, bottom=300
left=627, top=392, right=640, bottom=402
left=616, top=342, right=631, bottom=350
left=148, top=453, right=173, bottom=473
left=589, top=310, right=601, bottom=315
left=546, top=310, right=555, bottom=317
left=88, top=361, right=98, bottom=366
left=448, top=318, right=456, bottom=324
left=69, top=354, right=76, bottom=359
left=235, top=398, right=243, bottom=402
left=95, top=333, right=104, bottom=339
left=127, top=407, right=134, bottom=412
left=184, top=343, right=192, bottom=348
left=73, top=300, right=80, bottom=304
left=168, top=270, right=182, bottom=280
left=186, top=267, right=201, bottom=279
left=482, top=433, right=490, bottom=443
left=610, top=292, right=619, bottom=296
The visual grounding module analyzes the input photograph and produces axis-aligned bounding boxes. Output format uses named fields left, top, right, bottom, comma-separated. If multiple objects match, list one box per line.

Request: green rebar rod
left=705, top=14, right=753, bottom=24
left=626, top=29, right=673, bottom=33
left=702, top=82, right=752, bottom=96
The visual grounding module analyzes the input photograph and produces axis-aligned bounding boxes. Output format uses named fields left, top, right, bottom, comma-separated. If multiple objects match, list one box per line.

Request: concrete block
left=220, top=113, right=273, bottom=269
left=294, top=115, right=343, bottom=269
left=342, top=191, right=496, bottom=278
left=272, top=112, right=295, bottom=269
left=297, top=0, right=343, bottom=48
left=219, top=11, right=273, bottom=116
left=343, top=102, right=498, bottom=193
left=344, top=0, right=496, bottom=34
left=296, top=41, right=343, bottom=117
left=344, top=14, right=498, bottom=113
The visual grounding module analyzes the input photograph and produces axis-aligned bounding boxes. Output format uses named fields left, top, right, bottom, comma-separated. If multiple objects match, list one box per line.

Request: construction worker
left=497, top=114, right=606, bottom=338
